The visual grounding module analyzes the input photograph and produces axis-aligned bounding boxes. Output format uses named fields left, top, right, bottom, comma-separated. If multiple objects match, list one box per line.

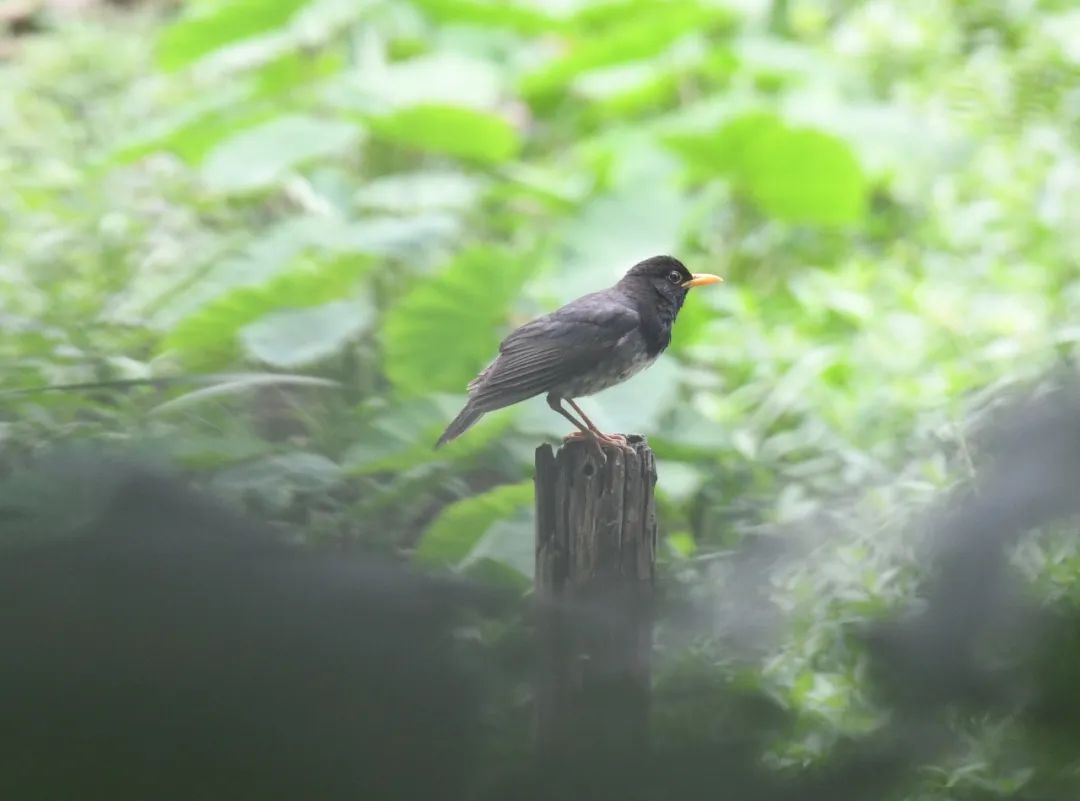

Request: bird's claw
left=562, top=430, right=634, bottom=464
left=596, top=432, right=631, bottom=447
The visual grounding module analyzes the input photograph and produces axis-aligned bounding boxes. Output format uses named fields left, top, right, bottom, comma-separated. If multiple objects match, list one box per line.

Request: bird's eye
left=667, top=270, right=683, bottom=284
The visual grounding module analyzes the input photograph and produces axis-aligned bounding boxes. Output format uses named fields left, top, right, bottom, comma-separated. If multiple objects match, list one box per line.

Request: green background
left=3, top=0, right=1080, bottom=793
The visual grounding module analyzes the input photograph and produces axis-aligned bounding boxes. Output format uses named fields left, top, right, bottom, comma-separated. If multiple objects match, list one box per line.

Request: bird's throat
left=639, top=288, right=681, bottom=356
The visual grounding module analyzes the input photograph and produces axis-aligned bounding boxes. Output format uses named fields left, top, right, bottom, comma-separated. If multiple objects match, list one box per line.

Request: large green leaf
left=382, top=247, right=531, bottom=396
left=317, top=214, right=462, bottom=259
left=654, top=459, right=706, bottom=503
left=154, top=215, right=456, bottom=330
left=331, top=53, right=503, bottom=113
left=201, top=115, right=363, bottom=194
left=663, top=111, right=785, bottom=181
left=742, top=126, right=867, bottom=226
left=368, top=105, right=521, bottom=164
left=521, top=1, right=729, bottom=100
left=108, top=83, right=257, bottom=165
left=461, top=509, right=536, bottom=580
left=164, top=255, right=370, bottom=368
left=239, top=296, right=374, bottom=368
left=415, top=481, right=534, bottom=566
left=157, top=0, right=308, bottom=71
left=342, top=397, right=514, bottom=475
left=410, top=0, right=560, bottom=34
left=150, top=374, right=340, bottom=417
left=150, top=221, right=328, bottom=331
left=666, top=112, right=867, bottom=225
left=354, top=171, right=485, bottom=213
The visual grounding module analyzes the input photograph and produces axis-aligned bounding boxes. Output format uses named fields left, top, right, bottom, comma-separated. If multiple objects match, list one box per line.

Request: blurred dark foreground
left=3, top=379, right=1080, bottom=801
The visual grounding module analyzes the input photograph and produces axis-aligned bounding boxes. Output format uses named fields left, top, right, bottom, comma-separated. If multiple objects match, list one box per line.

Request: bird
left=435, top=255, right=722, bottom=453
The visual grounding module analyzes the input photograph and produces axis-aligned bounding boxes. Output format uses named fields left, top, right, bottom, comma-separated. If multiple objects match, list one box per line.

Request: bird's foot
left=562, top=430, right=635, bottom=463
left=563, top=430, right=632, bottom=445
left=595, top=432, right=630, bottom=447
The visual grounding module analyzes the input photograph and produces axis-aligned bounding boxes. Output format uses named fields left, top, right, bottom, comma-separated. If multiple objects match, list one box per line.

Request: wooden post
left=533, top=435, right=658, bottom=760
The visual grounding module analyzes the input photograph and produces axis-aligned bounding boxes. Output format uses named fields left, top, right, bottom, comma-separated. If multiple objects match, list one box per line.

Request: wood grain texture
left=534, top=435, right=658, bottom=758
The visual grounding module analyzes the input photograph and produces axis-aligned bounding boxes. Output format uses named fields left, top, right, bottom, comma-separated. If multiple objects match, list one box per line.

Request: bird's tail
left=434, top=402, right=485, bottom=449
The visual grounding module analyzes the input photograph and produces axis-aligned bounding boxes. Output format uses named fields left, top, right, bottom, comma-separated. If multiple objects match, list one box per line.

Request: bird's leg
left=546, top=394, right=607, bottom=462
left=566, top=398, right=629, bottom=447
left=565, top=398, right=602, bottom=433
left=546, top=393, right=591, bottom=436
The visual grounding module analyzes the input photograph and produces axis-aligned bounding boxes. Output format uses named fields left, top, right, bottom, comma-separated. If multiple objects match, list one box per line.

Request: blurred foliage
left=2, top=0, right=1080, bottom=795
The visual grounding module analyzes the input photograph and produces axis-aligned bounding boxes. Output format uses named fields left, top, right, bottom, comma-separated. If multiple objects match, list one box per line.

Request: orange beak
left=681, top=273, right=724, bottom=288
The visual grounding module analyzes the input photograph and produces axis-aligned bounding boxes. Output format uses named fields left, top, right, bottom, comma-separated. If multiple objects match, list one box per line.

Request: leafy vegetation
left=3, top=0, right=1080, bottom=795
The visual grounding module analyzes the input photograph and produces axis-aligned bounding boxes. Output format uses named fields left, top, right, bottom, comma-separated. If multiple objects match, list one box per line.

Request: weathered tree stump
left=533, top=435, right=658, bottom=759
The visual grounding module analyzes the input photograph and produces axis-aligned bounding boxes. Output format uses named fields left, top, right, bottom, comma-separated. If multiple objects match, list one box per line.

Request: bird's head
left=620, top=255, right=723, bottom=310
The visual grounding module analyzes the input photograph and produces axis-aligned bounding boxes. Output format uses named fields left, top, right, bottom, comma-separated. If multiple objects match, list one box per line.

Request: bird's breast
left=553, top=331, right=658, bottom=398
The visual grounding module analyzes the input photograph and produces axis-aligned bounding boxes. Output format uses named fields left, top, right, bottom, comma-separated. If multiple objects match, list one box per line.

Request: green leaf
left=655, top=460, right=706, bottom=503
left=460, top=556, right=533, bottom=591
left=666, top=531, right=697, bottom=558
left=201, top=115, right=362, bottom=194
left=368, top=105, right=520, bottom=164
left=410, top=0, right=560, bottom=34
left=354, top=171, right=485, bottom=213
left=663, top=111, right=786, bottom=181
left=416, top=481, right=534, bottom=566
left=151, top=222, right=326, bottom=330
left=150, top=374, right=339, bottom=416
left=108, top=83, right=257, bottom=165
left=382, top=247, right=531, bottom=396
left=252, top=49, right=344, bottom=97
left=155, top=215, right=457, bottom=331
left=320, top=214, right=463, bottom=259
left=461, top=510, right=536, bottom=579
left=665, top=112, right=867, bottom=225
left=164, top=255, right=371, bottom=369
left=578, top=65, right=684, bottom=122
left=239, top=296, right=374, bottom=369
left=342, top=397, right=514, bottom=475
left=741, top=126, right=867, bottom=226
left=157, top=0, right=308, bottom=71
left=521, top=2, right=729, bottom=100
left=332, top=53, right=503, bottom=113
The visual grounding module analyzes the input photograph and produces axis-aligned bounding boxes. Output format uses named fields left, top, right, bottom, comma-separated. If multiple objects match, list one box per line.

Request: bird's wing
left=467, top=295, right=639, bottom=409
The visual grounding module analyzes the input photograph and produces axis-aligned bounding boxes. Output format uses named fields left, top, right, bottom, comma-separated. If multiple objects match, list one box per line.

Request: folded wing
left=469, top=295, right=639, bottom=410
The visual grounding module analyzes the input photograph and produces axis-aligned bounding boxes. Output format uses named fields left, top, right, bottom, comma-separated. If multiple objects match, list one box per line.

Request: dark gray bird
left=435, top=255, right=722, bottom=450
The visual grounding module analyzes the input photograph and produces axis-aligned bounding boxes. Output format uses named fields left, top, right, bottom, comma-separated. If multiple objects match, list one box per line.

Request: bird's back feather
left=434, top=290, right=643, bottom=448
